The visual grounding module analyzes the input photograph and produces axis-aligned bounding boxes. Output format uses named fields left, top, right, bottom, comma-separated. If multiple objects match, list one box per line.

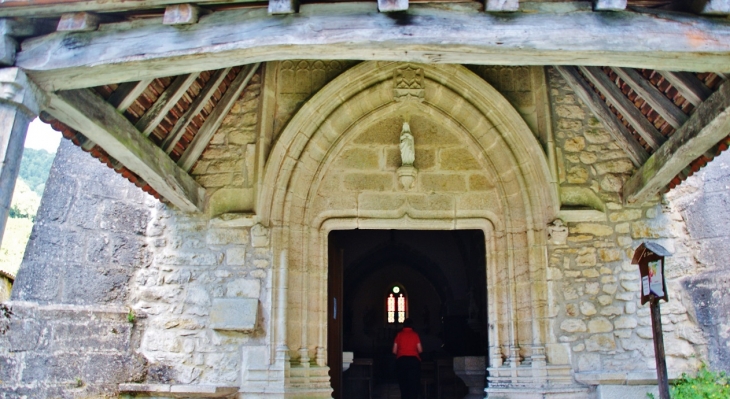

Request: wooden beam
left=611, top=67, right=688, bottom=129
left=594, top=0, right=626, bottom=10
left=57, top=12, right=100, bottom=32
left=624, top=80, right=730, bottom=204
left=579, top=66, right=666, bottom=150
left=178, top=64, right=258, bottom=171
left=658, top=71, right=712, bottom=107
left=163, top=4, right=201, bottom=25
left=692, top=0, right=730, bottom=15
left=485, top=0, right=518, bottom=12
left=47, top=89, right=206, bottom=212
left=556, top=66, right=649, bottom=166
left=14, top=4, right=730, bottom=91
left=135, top=73, right=200, bottom=137
left=161, top=67, right=231, bottom=154
left=378, top=0, right=408, bottom=12
left=0, top=0, right=259, bottom=17
left=107, top=78, right=153, bottom=112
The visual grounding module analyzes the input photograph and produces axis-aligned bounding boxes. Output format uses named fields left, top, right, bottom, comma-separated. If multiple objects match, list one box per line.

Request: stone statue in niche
left=399, top=122, right=415, bottom=166
left=251, top=223, right=270, bottom=248
left=397, top=121, right=417, bottom=190
left=547, top=219, right=568, bottom=245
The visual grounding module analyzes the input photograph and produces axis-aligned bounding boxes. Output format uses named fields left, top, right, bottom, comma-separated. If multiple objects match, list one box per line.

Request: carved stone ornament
left=393, top=65, right=425, bottom=102
left=547, top=219, right=568, bottom=245
left=251, top=223, right=270, bottom=248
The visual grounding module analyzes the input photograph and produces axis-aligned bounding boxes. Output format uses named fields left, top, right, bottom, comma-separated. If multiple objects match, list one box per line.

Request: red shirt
left=394, top=327, right=421, bottom=360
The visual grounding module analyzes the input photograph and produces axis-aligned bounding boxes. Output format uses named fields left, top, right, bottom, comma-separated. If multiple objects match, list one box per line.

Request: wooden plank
left=378, top=0, right=408, bottom=12
left=624, top=80, right=730, bottom=204
left=107, top=78, right=153, bottom=112
left=161, top=67, right=231, bottom=154
left=15, top=4, right=730, bottom=91
left=594, top=0, right=626, bottom=10
left=178, top=63, right=258, bottom=171
left=0, top=35, right=15, bottom=66
left=658, top=71, right=712, bottom=107
left=163, top=4, right=200, bottom=25
left=57, top=12, right=99, bottom=31
left=580, top=66, right=666, bottom=150
left=135, top=73, right=199, bottom=137
left=47, top=89, right=206, bottom=212
left=269, top=0, right=297, bottom=14
left=611, top=67, right=688, bottom=129
left=556, top=66, right=649, bottom=166
left=485, top=0, right=518, bottom=12
left=692, top=0, right=730, bottom=15
left=0, top=0, right=260, bottom=17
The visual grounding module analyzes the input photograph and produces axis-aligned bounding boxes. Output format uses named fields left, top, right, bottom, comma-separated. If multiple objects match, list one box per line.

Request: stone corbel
left=547, top=219, right=568, bottom=245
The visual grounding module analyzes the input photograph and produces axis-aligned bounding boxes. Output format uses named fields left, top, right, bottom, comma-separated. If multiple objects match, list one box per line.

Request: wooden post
left=650, top=296, right=670, bottom=399
left=0, top=68, right=41, bottom=249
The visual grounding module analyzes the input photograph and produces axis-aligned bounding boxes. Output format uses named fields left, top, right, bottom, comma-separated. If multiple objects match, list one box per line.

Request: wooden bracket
left=692, top=0, right=730, bottom=15
left=57, top=12, right=100, bottom=32
left=378, top=0, right=408, bottom=12
left=594, top=0, right=627, bottom=10
left=268, top=0, right=297, bottom=14
left=163, top=4, right=201, bottom=25
left=485, top=0, right=518, bottom=12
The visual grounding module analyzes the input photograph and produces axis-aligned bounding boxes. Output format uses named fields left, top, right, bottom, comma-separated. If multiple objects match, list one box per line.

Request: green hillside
left=0, top=148, right=55, bottom=277
left=19, top=148, right=55, bottom=195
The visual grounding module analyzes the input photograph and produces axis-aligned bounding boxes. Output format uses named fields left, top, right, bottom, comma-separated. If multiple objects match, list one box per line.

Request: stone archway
left=255, top=61, right=574, bottom=397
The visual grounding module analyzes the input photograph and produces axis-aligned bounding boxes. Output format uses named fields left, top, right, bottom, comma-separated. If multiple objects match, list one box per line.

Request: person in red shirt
left=392, top=318, right=423, bottom=399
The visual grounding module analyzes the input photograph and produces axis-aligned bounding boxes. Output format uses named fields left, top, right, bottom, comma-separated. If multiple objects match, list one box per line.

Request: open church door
left=328, top=233, right=344, bottom=399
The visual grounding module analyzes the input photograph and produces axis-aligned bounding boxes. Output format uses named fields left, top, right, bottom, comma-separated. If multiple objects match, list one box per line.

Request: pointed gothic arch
left=254, top=61, right=568, bottom=396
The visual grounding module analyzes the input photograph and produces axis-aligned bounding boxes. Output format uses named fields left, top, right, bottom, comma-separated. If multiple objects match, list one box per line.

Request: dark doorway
left=328, top=230, right=487, bottom=399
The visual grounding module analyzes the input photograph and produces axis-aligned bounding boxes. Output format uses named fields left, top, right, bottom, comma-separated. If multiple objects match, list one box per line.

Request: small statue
left=547, top=219, right=569, bottom=245
left=399, top=122, right=415, bottom=167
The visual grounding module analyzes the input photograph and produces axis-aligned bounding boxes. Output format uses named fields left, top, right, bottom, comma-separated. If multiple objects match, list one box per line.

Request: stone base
left=596, top=385, right=659, bottom=399
left=486, top=387, right=596, bottom=399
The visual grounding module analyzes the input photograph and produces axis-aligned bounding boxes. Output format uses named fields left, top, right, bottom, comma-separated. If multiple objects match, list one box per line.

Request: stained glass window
left=387, top=285, right=406, bottom=324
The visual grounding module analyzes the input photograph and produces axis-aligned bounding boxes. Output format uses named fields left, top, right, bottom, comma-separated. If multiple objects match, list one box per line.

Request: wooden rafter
left=624, top=80, right=730, bottom=204
left=107, top=78, right=153, bottom=112
left=611, top=67, right=688, bottom=129
left=178, top=63, right=259, bottom=171
left=579, top=66, right=666, bottom=150
left=15, top=5, right=730, bottom=91
left=658, top=71, right=712, bottom=106
left=135, top=73, right=200, bottom=137
left=47, top=88, right=206, bottom=212
left=161, top=67, right=232, bottom=154
left=556, top=66, right=649, bottom=166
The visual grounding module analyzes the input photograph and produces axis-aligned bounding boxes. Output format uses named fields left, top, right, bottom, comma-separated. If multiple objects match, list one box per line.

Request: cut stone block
left=210, top=298, right=258, bottom=332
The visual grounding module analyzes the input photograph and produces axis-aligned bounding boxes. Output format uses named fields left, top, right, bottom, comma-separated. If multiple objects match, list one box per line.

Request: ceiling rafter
left=579, top=66, right=666, bottom=150
left=658, top=71, right=712, bottom=107
left=624, top=80, right=730, bottom=204
left=135, top=73, right=201, bottom=137
left=611, top=67, right=688, bottom=129
left=47, top=89, right=206, bottom=212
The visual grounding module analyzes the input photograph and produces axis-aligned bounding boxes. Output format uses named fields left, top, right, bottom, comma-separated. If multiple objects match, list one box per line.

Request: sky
left=24, top=118, right=62, bottom=153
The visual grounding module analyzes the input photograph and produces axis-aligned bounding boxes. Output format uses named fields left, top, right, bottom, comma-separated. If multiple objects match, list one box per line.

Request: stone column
left=0, top=67, right=41, bottom=248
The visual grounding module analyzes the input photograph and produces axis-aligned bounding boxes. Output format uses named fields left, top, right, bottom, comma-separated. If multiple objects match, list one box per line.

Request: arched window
left=387, top=285, right=407, bottom=324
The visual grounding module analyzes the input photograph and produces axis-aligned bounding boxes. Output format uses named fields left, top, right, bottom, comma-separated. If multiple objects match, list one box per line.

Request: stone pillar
left=0, top=67, right=41, bottom=248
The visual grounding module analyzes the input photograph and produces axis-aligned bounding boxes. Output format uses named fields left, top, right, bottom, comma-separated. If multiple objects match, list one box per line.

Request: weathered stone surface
left=561, top=319, right=587, bottom=333
left=210, top=298, right=258, bottom=332
left=588, top=317, right=614, bottom=333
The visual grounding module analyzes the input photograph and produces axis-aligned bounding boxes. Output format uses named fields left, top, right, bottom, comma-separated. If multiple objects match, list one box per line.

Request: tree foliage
left=18, top=147, right=55, bottom=195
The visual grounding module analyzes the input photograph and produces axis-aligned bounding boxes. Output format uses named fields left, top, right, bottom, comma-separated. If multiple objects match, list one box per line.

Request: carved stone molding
left=393, top=65, right=425, bottom=102
left=251, top=223, right=270, bottom=247
left=547, top=219, right=568, bottom=245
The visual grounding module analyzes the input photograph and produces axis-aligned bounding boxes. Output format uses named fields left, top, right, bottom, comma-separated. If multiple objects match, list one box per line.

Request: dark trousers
left=396, top=356, right=421, bottom=399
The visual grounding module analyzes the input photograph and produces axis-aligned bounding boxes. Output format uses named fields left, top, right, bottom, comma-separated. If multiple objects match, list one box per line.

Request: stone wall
left=666, top=150, right=730, bottom=373
left=0, top=139, right=150, bottom=398
left=545, top=67, right=706, bottom=384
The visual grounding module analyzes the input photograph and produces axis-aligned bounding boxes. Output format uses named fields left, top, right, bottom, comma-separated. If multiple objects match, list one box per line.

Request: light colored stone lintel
left=558, top=209, right=607, bottom=223
left=119, top=384, right=238, bottom=396
left=209, top=212, right=258, bottom=228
